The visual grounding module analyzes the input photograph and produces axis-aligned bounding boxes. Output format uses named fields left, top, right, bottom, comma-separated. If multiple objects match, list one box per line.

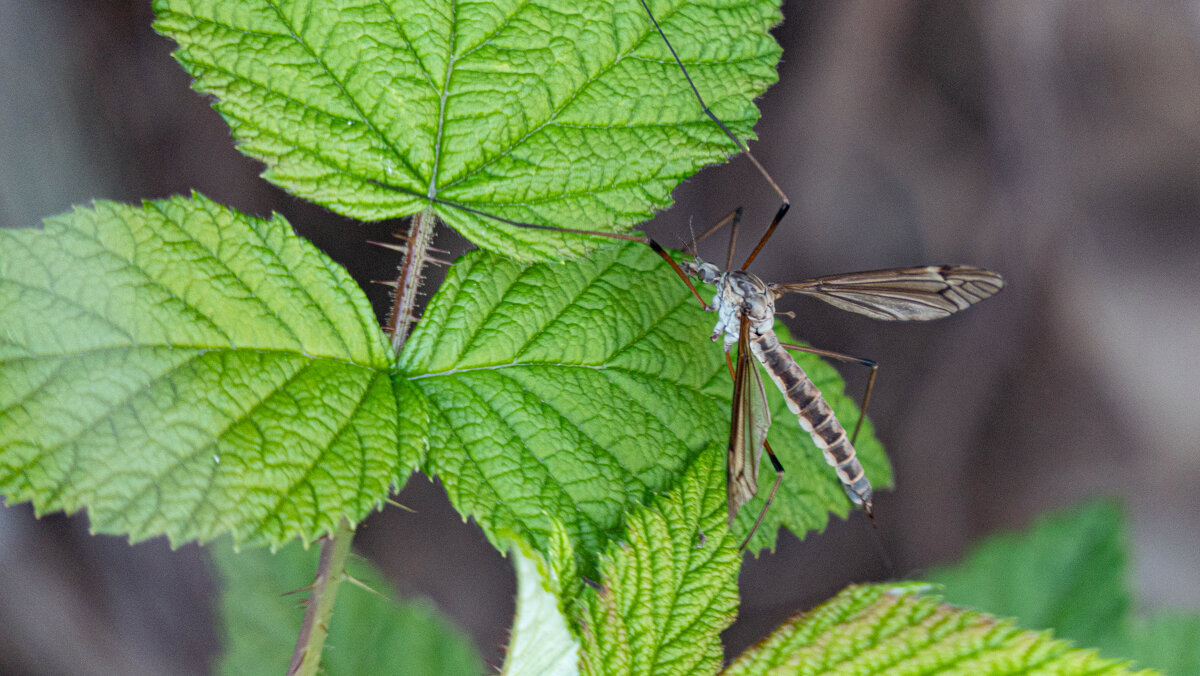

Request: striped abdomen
left=750, top=330, right=873, bottom=510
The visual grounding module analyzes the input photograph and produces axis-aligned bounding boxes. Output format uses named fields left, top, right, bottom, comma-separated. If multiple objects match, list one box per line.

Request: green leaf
left=928, top=499, right=1200, bottom=673
left=722, top=584, right=1150, bottom=676
left=502, top=547, right=581, bottom=676
left=212, top=540, right=482, bottom=675
left=398, top=241, right=890, bottom=571
left=579, top=445, right=740, bottom=676
left=1126, top=612, right=1200, bottom=676
left=151, top=0, right=783, bottom=261
left=927, top=500, right=1130, bottom=653
left=0, top=194, right=410, bottom=547
left=399, top=241, right=723, bottom=574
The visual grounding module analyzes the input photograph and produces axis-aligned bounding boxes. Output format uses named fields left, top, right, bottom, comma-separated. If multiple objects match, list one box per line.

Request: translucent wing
left=727, top=316, right=771, bottom=523
left=770, top=265, right=1004, bottom=321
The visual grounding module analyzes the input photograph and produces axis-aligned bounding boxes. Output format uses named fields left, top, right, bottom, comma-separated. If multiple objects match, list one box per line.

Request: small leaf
left=502, top=547, right=581, bottom=676
left=722, top=584, right=1150, bottom=676
left=927, top=500, right=1130, bottom=652
left=152, top=0, right=783, bottom=260
left=211, top=540, right=482, bottom=675
left=398, top=241, right=890, bottom=570
left=579, top=445, right=739, bottom=676
left=0, top=195, right=408, bottom=547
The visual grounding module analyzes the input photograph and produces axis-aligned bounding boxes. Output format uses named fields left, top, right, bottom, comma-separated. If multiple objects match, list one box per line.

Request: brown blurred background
left=2, top=1, right=1198, bottom=673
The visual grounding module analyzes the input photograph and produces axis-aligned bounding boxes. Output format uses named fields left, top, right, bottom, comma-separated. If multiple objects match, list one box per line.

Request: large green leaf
left=152, top=0, right=783, bottom=261
left=212, top=540, right=482, bottom=675
left=398, top=240, right=889, bottom=568
left=1126, top=612, right=1200, bottom=676
left=0, top=194, right=409, bottom=547
left=578, top=445, right=740, bottom=676
left=399, top=241, right=723, bottom=573
left=722, top=584, right=1150, bottom=676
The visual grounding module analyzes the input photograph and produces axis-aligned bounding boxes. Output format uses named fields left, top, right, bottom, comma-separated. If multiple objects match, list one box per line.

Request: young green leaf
left=0, top=194, right=409, bottom=547
left=579, top=445, right=740, bottom=676
left=151, top=0, right=783, bottom=261
left=399, top=241, right=726, bottom=574
left=212, top=540, right=482, bottom=675
left=398, top=241, right=890, bottom=569
left=722, top=584, right=1150, bottom=676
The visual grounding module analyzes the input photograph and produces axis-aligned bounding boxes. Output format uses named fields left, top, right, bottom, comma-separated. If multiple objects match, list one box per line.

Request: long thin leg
left=688, top=207, right=740, bottom=253
left=649, top=240, right=707, bottom=308
left=636, top=0, right=791, bottom=271
left=740, top=449, right=782, bottom=551
left=648, top=206, right=743, bottom=308
left=778, top=341, right=879, bottom=445
left=637, top=0, right=788, bottom=206
left=739, top=203, right=791, bottom=271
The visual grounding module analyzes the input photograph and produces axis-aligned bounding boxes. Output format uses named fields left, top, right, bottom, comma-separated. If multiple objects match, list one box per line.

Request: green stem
left=287, top=518, right=356, bottom=676
left=285, top=209, right=438, bottom=673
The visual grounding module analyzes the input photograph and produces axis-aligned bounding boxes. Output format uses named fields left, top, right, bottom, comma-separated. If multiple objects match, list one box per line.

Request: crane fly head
left=679, top=257, right=723, bottom=285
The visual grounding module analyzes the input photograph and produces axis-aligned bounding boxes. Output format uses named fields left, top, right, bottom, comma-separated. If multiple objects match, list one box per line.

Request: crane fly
left=664, top=237, right=1003, bottom=539
left=637, top=0, right=1005, bottom=545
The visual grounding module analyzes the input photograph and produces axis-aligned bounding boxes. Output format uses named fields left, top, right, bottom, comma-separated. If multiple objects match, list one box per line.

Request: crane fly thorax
left=681, top=259, right=776, bottom=350
left=720, top=270, right=773, bottom=323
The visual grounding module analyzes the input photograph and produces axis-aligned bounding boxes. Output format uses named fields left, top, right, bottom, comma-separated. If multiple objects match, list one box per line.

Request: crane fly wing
left=770, top=265, right=1004, bottom=321
left=727, top=316, right=771, bottom=523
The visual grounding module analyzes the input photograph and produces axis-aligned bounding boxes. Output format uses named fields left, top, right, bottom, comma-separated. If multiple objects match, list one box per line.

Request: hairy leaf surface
left=0, top=195, right=408, bottom=547
left=723, top=584, right=1149, bottom=676
left=152, top=0, right=782, bottom=260
left=579, top=446, right=739, bottom=676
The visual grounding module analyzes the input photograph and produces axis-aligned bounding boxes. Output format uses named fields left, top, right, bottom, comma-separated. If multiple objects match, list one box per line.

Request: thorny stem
left=288, top=210, right=439, bottom=673
left=388, top=207, right=439, bottom=351
left=287, top=518, right=356, bottom=676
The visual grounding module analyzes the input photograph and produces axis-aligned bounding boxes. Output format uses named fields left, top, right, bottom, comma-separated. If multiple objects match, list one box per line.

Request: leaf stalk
left=287, top=518, right=356, bottom=676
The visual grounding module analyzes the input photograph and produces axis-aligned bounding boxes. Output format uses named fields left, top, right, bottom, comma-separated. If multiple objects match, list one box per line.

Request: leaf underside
left=152, top=0, right=783, bottom=260
left=0, top=195, right=406, bottom=548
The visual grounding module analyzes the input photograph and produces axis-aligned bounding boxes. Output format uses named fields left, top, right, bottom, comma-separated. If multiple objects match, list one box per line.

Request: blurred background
left=2, top=0, right=1197, bottom=673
